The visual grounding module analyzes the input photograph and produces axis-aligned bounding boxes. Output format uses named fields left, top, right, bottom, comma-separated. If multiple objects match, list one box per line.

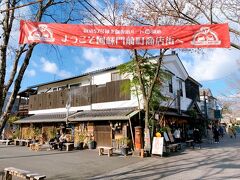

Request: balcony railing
left=28, top=79, right=130, bottom=111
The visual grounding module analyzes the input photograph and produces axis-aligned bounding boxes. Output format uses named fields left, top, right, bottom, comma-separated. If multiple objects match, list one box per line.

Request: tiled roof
left=68, top=107, right=140, bottom=121
left=14, top=112, right=75, bottom=124
left=15, top=108, right=140, bottom=123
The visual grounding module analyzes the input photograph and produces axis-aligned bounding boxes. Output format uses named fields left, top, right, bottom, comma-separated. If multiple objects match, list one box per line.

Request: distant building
left=2, top=92, right=19, bottom=114
left=199, top=88, right=221, bottom=124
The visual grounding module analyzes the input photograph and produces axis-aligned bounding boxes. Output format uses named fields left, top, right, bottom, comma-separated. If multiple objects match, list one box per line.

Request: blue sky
left=20, top=44, right=240, bottom=98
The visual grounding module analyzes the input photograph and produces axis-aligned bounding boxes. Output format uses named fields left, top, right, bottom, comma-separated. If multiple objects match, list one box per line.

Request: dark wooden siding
left=29, top=79, right=131, bottom=111
left=94, top=125, right=112, bottom=147
left=185, top=79, right=200, bottom=101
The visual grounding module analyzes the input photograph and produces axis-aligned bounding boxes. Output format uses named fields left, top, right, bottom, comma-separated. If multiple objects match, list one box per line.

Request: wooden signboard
left=152, top=137, right=164, bottom=156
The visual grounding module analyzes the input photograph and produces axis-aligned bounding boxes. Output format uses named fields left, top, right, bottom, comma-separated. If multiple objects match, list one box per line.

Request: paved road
left=91, top=135, right=240, bottom=180
left=0, top=135, right=239, bottom=180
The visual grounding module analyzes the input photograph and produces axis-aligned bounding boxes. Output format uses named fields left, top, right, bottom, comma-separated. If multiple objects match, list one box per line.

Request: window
left=96, top=84, right=106, bottom=88
left=111, top=72, right=121, bottom=81
left=58, top=86, right=66, bottom=91
left=168, top=77, right=173, bottom=93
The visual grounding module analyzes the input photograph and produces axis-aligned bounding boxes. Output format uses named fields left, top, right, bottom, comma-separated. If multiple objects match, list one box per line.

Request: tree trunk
left=0, top=44, right=36, bottom=135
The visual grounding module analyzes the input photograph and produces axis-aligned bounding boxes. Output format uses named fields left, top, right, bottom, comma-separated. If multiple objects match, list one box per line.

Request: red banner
left=19, top=20, right=230, bottom=49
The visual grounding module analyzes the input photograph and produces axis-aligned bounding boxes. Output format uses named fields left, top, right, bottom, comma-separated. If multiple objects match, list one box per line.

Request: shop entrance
left=94, top=125, right=112, bottom=147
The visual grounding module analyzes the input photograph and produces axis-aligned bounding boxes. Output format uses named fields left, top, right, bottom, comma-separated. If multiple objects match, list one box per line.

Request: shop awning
left=68, top=108, right=140, bottom=122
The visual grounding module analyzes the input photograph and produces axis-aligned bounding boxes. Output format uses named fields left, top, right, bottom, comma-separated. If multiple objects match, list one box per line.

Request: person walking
left=213, top=126, right=220, bottom=143
left=228, top=125, right=234, bottom=138
left=193, top=128, right=202, bottom=149
left=232, top=126, right=237, bottom=138
left=219, top=126, right=224, bottom=138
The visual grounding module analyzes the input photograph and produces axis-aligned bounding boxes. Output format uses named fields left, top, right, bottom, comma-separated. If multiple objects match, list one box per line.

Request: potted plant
left=87, top=134, right=96, bottom=149
left=87, top=139, right=95, bottom=149
left=75, top=131, right=87, bottom=149
left=119, top=137, right=131, bottom=156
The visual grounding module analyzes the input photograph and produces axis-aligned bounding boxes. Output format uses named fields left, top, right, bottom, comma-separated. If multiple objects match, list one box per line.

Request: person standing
left=213, top=126, right=220, bottom=143
left=228, top=125, right=234, bottom=138
left=232, top=126, right=237, bottom=138
left=193, top=128, right=202, bottom=149
left=59, top=132, right=66, bottom=151
left=219, top=126, right=224, bottom=138
left=174, top=128, right=181, bottom=143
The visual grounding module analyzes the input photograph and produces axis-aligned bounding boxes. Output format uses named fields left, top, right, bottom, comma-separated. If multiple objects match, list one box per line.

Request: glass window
left=58, top=86, right=66, bottom=91
left=111, top=72, right=121, bottom=81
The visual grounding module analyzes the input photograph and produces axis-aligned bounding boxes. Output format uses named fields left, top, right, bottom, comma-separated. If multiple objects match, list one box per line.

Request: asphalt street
left=0, top=135, right=239, bottom=180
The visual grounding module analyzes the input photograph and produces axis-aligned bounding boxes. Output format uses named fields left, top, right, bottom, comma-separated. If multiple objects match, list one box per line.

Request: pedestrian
left=232, top=126, right=236, bottom=138
left=193, top=128, right=202, bottom=148
left=219, top=126, right=224, bottom=138
left=173, top=128, right=181, bottom=143
left=59, top=132, right=66, bottom=151
left=228, top=125, right=234, bottom=138
left=213, top=126, right=220, bottom=143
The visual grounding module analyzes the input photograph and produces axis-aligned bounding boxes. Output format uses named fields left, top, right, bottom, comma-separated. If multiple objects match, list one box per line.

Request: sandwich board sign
left=152, top=137, right=164, bottom=156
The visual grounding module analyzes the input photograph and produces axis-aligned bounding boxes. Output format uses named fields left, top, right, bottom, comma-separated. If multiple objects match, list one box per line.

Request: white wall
left=92, top=72, right=112, bottom=85
left=33, top=55, right=198, bottom=114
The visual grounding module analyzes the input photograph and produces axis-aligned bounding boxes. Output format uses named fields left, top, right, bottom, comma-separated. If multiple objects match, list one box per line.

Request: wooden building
left=15, top=53, right=204, bottom=147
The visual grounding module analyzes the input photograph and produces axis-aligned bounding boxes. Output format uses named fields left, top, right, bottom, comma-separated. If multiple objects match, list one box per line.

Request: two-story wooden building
left=15, top=53, right=203, bottom=146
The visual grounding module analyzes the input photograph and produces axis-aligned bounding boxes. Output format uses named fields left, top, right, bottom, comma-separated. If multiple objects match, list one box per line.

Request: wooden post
left=128, top=118, right=135, bottom=149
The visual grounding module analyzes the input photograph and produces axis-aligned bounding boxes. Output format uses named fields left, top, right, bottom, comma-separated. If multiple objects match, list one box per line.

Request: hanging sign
left=19, top=20, right=230, bottom=49
left=152, top=137, right=164, bottom=156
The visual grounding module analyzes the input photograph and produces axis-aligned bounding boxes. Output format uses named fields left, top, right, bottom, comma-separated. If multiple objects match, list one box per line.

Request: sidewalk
left=89, top=135, right=240, bottom=179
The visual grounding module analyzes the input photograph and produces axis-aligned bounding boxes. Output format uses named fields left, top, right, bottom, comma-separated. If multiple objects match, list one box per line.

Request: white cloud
left=82, top=48, right=126, bottom=72
left=26, top=69, right=36, bottom=77
left=40, top=57, right=58, bottom=73
left=58, top=70, right=72, bottom=79
left=40, top=57, right=72, bottom=78
left=181, top=48, right=240, bottom=81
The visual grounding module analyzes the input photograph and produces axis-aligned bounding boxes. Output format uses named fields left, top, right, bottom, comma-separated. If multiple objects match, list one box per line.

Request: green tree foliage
left=7, top=115, right=20, bottom=126
left=118, top=52, right=170, bottom=124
